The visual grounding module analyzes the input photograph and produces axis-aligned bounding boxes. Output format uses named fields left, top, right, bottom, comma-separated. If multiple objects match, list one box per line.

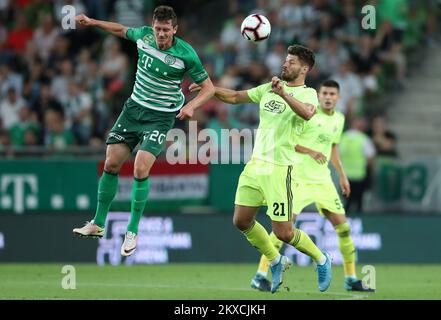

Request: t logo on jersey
left=264, top=100, right=286, bottom=114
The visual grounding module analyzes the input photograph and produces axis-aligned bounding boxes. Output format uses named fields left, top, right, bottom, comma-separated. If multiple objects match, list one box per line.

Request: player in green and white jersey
left=190, top=45, right=332, bottom=293
left=73, top=6, right=215, bottom=257
left=250, top=80, right=374, bottom=292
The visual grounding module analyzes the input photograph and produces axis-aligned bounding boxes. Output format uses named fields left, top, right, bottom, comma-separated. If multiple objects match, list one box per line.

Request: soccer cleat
left=270, top=255, right=292, bottom=293
left=316, top=252, right=332, bottom=292
left=250, top=274, right=271, bottom=292
left=121, top=231, right=138, bottom=257
left=344, top=278, right=375, bottom=292
left=73, top=220, right=104, bottom=238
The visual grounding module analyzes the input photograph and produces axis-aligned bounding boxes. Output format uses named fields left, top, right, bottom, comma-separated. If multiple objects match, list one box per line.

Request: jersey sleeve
left=247, top=82, right=271, bottom=103
left=126, top=26, right=151, bottom=42
left=333, top=114, right=345, bottom=144
left=186, top=47, right=209, bottom=84
left=303, top=88, right=319, bottom=107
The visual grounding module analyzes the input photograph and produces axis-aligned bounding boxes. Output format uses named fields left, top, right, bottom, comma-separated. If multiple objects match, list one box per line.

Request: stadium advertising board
left=0, top=159, right=97, bottom=214
left=1, top=212, right=440, bottom=264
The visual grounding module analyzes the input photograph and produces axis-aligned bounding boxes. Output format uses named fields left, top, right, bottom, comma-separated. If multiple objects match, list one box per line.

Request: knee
left=273, top=228, right=294, bottom=243
left=134, top=162, right=150, bottom=179
left=104, top=157, right=122, bottom=174
left=233, top=214, right=253, bottom=232
left=335, top=222, right=351, bottom=237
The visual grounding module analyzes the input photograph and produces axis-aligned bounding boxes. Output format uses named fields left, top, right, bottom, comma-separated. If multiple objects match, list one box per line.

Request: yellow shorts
left=235, top=159, right=294, bottom=222
left=292, top=181, right=346, bottom=215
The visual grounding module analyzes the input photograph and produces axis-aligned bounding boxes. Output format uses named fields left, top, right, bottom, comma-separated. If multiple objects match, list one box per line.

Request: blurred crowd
left=0, top=0, right=439, bottom=158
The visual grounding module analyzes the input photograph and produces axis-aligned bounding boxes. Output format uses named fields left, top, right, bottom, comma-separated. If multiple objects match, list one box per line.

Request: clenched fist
left=75, top=14, right=94, bottom=27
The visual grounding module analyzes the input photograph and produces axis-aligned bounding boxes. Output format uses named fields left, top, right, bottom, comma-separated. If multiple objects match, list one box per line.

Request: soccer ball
left=240, top=14, right=271, bottom=42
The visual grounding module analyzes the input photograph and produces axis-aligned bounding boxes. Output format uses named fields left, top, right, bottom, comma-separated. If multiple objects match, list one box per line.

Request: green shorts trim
left=106, top=98, right=176, bottom=157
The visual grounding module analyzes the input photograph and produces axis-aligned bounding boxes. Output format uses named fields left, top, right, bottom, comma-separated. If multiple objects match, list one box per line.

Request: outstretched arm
left=75, top=14, right=128, bottom=39
left=189, top=83, right=252, bottom=104
left=330, top=144, right=351, bottom=197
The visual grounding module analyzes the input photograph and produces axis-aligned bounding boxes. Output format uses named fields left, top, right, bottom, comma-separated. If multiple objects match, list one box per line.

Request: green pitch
left=0, top=264, right=440, bottom=300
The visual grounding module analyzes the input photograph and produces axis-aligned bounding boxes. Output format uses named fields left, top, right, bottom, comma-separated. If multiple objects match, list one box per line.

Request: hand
left=176, top=104, right=194, bottom=120
left=271, top=76, right=285, bottom=96
left=309, top=151, right=327, bottom=164
left=306, top=103, right=317, bottom=116
left=75, top=14, right=94, bottom=27
left=188, top=83, right=201, bottom=93
left=340, top=176, right=351, bottom=197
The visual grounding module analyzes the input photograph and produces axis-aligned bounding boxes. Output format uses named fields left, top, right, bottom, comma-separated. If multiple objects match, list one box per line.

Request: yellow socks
left=243, top=221, right=279, bottom=262
left=289, top=228, right=324, bottom=263
left=257, top=232, right=283, bottom=276
left=335, top=222, right=356, bottom=278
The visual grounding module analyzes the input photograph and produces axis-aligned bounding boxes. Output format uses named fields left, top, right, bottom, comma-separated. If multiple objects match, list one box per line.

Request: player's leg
left=73, top=143, right=131, bottom=238
left=234, top=204, right=292, bottom=294
left=233, top=205, right=280, bottom=263
left=121, top=106, right=176, bottom=256
left=251, top=232, right=283, bottom=292
left=120, top=150, right=156, bottom=256
left=263, top=172, right=331, bottom=292
left=323, top=209, right=374, bottom=292
left=234, top=161, right=288, bottom=293
left=272, top=217, right=332, bottom=292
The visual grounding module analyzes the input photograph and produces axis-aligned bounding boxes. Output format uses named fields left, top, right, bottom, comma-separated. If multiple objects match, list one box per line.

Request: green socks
left=93, top=171, right=119, bottom=227
left=93, top=172, right=150, bottom=234
left=289, top=228, right=324, bottom=263
left=242, top=221, right=279, bottom=261
left=335, top=222, right=356, bottom=277
left=127, top=177, right=150, bottom=234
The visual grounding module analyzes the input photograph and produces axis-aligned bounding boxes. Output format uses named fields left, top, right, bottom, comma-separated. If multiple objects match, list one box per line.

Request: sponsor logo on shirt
left=317, top=133, right=331, bottom=144
left=263, top=100, right=286, bottom=114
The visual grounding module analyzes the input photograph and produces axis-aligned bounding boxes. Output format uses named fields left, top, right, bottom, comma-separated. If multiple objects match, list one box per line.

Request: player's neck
left=285, top=80, right=305, bottom=87
left=157, top=37, right=176, bottom=50
left=285, top=75, right=305, bottom=87
left=321, top=107, right=335, bottom=115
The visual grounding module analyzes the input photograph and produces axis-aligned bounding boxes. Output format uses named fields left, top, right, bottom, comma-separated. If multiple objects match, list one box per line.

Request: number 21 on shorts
left=273, top=202, right=286, bottom=216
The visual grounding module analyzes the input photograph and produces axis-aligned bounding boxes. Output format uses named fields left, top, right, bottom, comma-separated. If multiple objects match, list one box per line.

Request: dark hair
left=319, top=79, right=340, bottom=91
left=153, top=5, right=177, bottom=26
left=287, top=45, right=315, bottom=69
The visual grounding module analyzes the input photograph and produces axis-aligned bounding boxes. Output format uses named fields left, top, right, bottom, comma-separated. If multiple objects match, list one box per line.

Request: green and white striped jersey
left=126, top=26, right=208, bottom=112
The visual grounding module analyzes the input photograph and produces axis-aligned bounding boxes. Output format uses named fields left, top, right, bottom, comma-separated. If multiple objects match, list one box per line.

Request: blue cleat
left=270, top=255, right=292, bottom=293
left=316, top=252, right=332, bottom=292
left=250, top=274, right=271, bottom=292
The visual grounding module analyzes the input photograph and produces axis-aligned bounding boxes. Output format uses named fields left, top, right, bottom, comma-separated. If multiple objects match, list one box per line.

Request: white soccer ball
left=240, top=14, right=271, bottom=42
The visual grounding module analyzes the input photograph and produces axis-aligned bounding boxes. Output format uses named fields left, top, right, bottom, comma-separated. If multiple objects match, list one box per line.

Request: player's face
left=281, top=55, right=307, bottom=82
left=152, top=19, right=177, bottom=50
left=318, top=86, right=339, bottom=110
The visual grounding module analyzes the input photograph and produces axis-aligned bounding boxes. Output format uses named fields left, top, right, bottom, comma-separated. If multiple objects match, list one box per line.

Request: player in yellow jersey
left=190, top=45, right=332, bottom=293
left=250, top=80, right=374, bottom=292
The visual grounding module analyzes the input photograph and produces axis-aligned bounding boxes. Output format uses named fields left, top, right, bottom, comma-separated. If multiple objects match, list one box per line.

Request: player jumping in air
left=250, top=80, right=375, bottom=293
left=73, top=6, right=215, bottom=256
left=190, top=45, right=332, bottom=293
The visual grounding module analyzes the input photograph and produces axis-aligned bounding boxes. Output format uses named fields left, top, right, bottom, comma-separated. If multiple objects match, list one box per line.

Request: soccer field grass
left=1, top=264, right=440, bottom=300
